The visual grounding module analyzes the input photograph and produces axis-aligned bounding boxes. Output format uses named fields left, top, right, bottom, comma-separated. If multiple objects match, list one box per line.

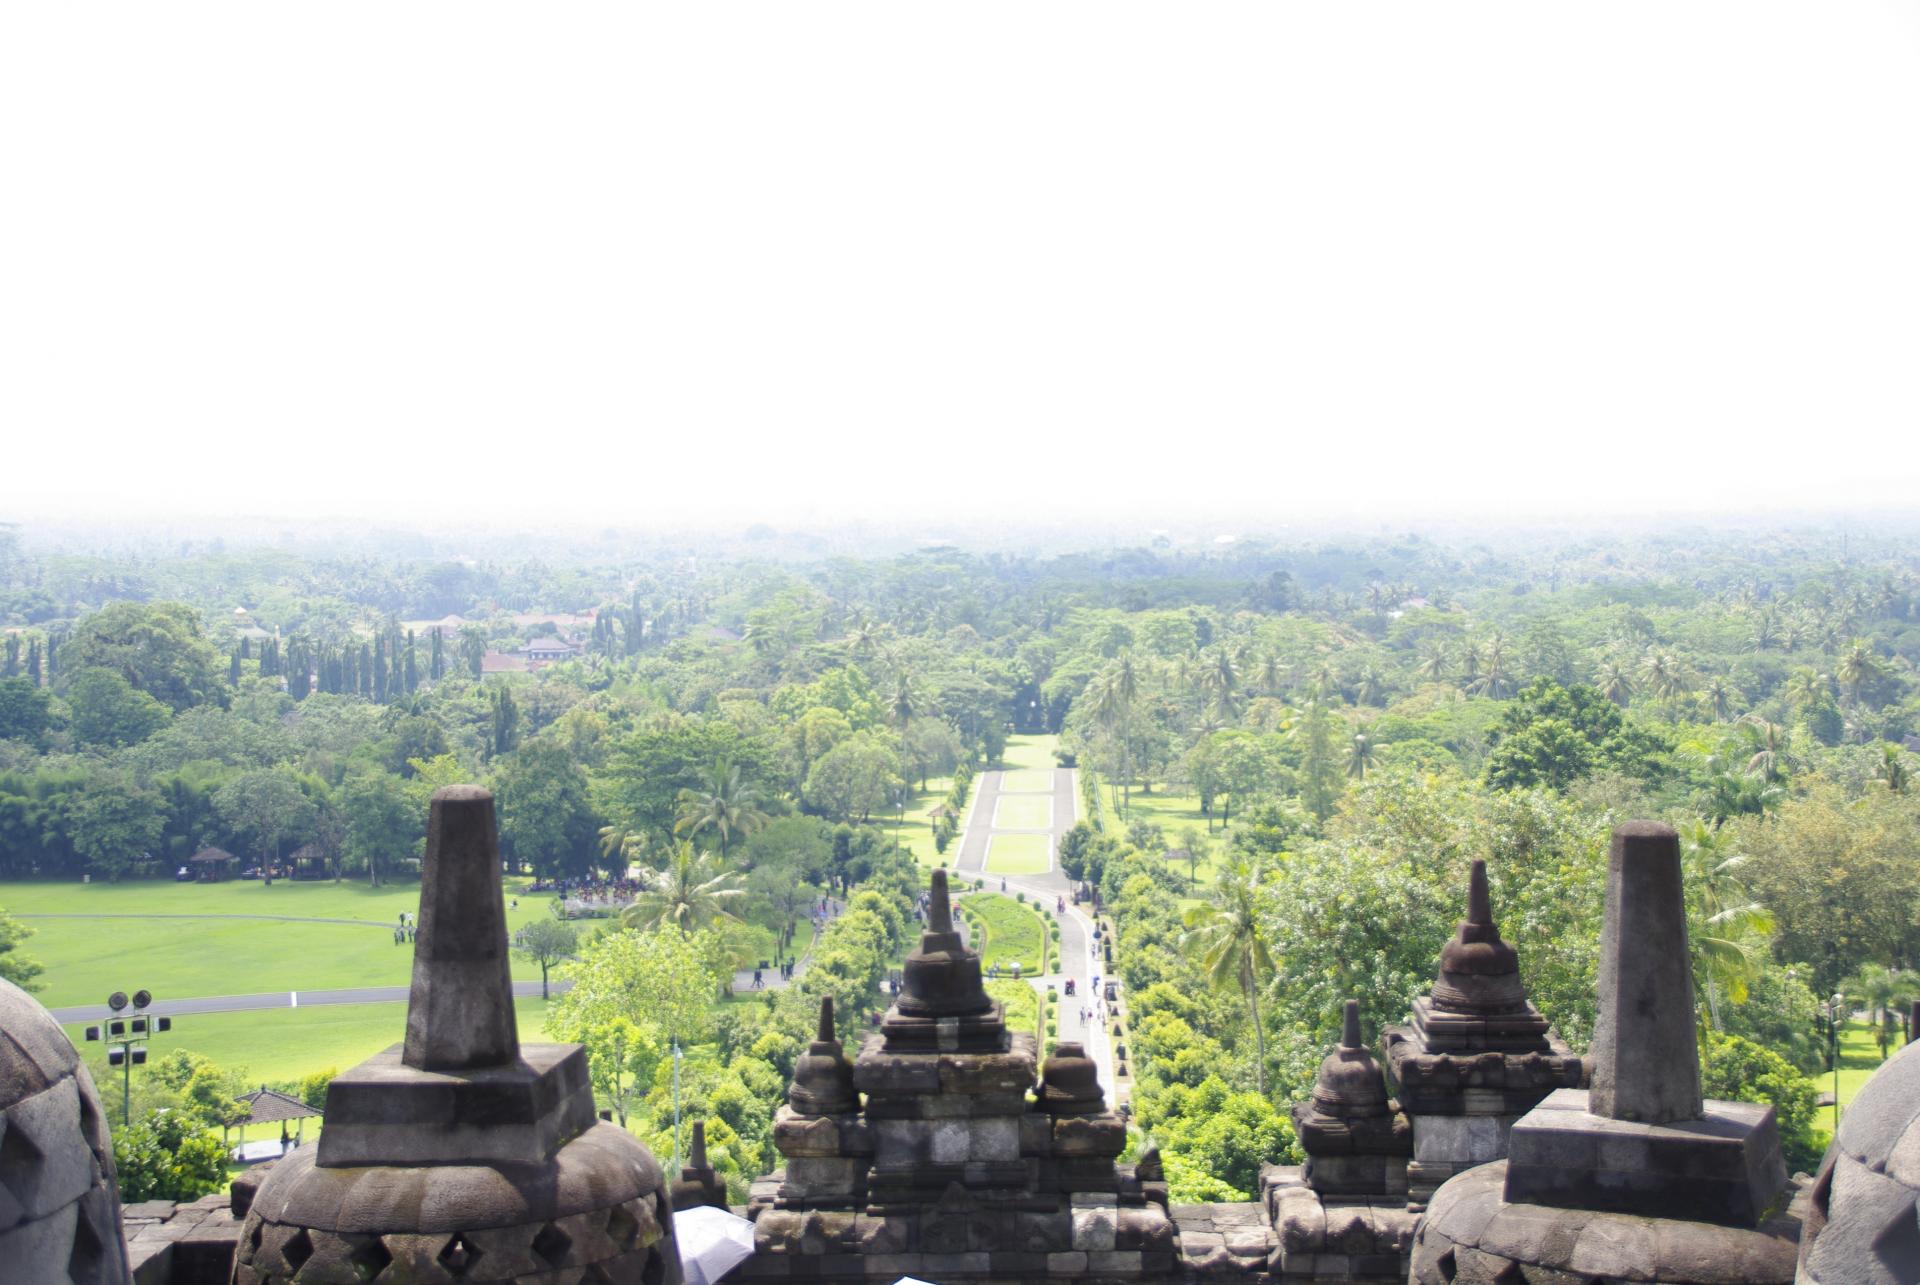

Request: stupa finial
left=402, top=785, right=518, bottom=1072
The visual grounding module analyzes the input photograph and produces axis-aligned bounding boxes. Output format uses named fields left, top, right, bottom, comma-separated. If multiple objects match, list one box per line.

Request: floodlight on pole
left=83, top=987, right=171, bottom=1124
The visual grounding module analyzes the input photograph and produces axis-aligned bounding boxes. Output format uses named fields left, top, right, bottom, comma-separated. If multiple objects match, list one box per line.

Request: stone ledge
left=1411, top=1159, right=1804, bottom=1285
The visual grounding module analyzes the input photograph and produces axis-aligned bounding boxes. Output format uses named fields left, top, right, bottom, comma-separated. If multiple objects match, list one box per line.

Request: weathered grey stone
left=234, top=785, right=681, bottom=1285
left=402, top=785, right=517, bottom=1072
left=1589, top=821, right=1702, bottom=1124
left=0, top=976, right=130, bottom=1284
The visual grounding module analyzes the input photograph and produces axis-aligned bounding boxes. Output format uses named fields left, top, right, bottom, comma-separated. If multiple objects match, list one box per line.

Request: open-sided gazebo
left=187, top=847, right=238, bottom=882
left=225, top=1086, right=323, bottom=1163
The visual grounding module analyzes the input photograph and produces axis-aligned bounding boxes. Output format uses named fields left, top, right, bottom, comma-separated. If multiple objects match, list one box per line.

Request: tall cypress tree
left=43, top=634, right=56, bottom=681
left=2, top=635, right=17, bottom=677
left=373, top=636, right=389, bottom=703
left=405, top=631, right=419, bottom=693
left=429, top=628, right=445, bottom=681
left=229, top=650, right=242, bottom=684
left=359, top=644, right=374, bottom=698
left=25, top=640, right=40, bottom=686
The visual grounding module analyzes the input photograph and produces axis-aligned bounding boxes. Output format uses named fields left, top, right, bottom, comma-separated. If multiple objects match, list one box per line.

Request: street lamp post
left=670, top=1041, right=684, bottom=1170
left=1827, top=991, right=1845, bottom=1133
left=83, top=989, right=172, bottom=1125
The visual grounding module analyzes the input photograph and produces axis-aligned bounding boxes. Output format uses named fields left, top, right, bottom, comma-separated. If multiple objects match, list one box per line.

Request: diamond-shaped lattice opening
left=1492, top=1263, right=1526, bottom=1285
left=1435, top=1248, right=1458, bottom=1282
left=67, top=1208, right=106, bottom=1284
left=531, top=1221, right=573, bottom=1269
left=247, top=1220, right=264, bottom=1255
left=0, top=1115, right=45, bottom=1203
left=282, top=1228, right=314, bottom=1274
left=606, top=1203, right=638, bottom=1248
left=641, top=1246, right=667, bottom=1285
left=585, top=1265, right=618, bottom=1285
left=438, top=1232, right=483, bottom=1277
left=348, top=1234, right=393, bottom=1279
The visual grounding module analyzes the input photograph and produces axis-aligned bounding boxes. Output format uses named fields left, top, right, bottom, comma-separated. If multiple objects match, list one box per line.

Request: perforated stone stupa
left=231, top=785, right=681, bottom=1285
left=0, top=975, right=131, bottom=1284
left=745, top=867, right=1175, bottom=1281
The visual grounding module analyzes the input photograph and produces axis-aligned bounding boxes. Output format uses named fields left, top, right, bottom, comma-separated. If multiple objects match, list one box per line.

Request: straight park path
left=953, top=758, right=1122, bottom=1105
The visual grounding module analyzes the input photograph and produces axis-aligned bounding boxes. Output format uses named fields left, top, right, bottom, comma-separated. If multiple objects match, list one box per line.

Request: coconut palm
left=1345, top=733, right=1376, bottom=781
left=1875, top=743, right=1913, bottom=795
left=1837, top=639, right=1885, bottom=706
left=1844, top=963, right=1920, bottom=1060
left=1595, top=657, right=1635, bottom=707
left=596, top=824, right=648, bottom=876
left=1471, top=635, right=1515, bottom=699
left=1204, top=648, right=1240, bottom=719
left=1700, top=676, right=1736, bottom=722
left=1354, top=666, right=1387, bottom=708
left=673, top=759, right=769, bottom=862
left=1256, top=652, right=1286, bottom=698
left=621, top=841, right=746, bottom=932
left=1181, top=858, right=1275, bottom=1094
left=1735, top=715, right=1789, bottom=783
left=1414, top=641, right=1451, bottom=683
left=1680, top=821, right=1775, bottom=1028
left=1784, top=668, right=1829, bottom=713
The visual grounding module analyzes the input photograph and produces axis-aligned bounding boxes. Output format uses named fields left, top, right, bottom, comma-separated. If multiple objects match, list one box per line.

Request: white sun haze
left=2, top=3, right=1916, bottom=533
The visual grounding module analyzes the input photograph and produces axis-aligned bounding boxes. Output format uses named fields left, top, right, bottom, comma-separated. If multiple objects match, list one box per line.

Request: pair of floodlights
left=82, top=988, right=171, bottom=1067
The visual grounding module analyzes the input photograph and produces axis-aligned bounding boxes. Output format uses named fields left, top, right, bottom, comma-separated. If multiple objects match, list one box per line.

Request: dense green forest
left=2, top=518, right=1918, bottom=1198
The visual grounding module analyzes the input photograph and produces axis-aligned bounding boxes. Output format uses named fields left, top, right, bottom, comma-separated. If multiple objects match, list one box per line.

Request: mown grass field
left=985, top=978, right=1039, bottom=1036
left=999, top=736, right=1061, bottom=772
left=1000, top=770, right=1055, bottom=794
left=993, top=794, right=1053, bottom=831
left=3, top=877, right=556, bottom=1009
left=64, top=997, right=558, bottom=1091
left=985, top=833, right=1051, bottom=875
left=958, top=892, right=1047, bottom=975
left=874, top=773, right=961, bottom=868
left=1103, top=783, right=1226, bottom=885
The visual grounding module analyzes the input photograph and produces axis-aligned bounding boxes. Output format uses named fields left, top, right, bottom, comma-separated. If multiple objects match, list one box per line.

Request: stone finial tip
left=817, top=996, right=835, bottom=1042
left=1342, top=999, right=1362, bottom=1049
left=929, top=868, right=952, bottom=932
left=689, top=1120, right=708, bottom=1168
left=430, top=783, right=493, bottom=805
left=1467, top=859, right=1491, bottom=926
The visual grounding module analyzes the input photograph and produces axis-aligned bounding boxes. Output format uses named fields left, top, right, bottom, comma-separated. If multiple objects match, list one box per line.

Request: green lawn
left=1105, top=784, right=1226, bottom=885
left=1001, top=770, right=1055, bottom=794
left=993, top=794, right=1053, bottom=831
left=985, top=833, right=1051, bottom=875
left=65, top=996, right=557, bottom=1091
left=959, top=893, right=1047, bottom=975
left=6, top=877, right=557, bottom=1009
left=873, top=774, right=961, bottom=868
left=997, top=735, right=1061, bottom=772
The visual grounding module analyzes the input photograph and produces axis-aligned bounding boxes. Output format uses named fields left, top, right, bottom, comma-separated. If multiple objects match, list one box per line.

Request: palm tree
left=1784, top=667, right=1828, bottom=713
left=1471, top=635, right=1515, bottom=699
left=1256, top=652, right=1285, bottom=698
left=1837, top=639, right=1885, bottom=706
left=1595, top=657, right=1635, bottom=707
left=1679, top=821, right=1774, bottom=1028
left=1204, top=648, right=1239, bottom=720
left=1639, top=650, right=1687, bottom=707
left=1700, top=676, right=1736, bottom=722
left=673, top=760, right=769, bottom=862
left=1844, top=963, right=1920, bottom=1060
left=1414, top=641, right=1450, bottom=683
left=1735, top=715, right=1789, bottom=783
left=620, top=841, right=746, bottom=932
left=1181, top=858, right=1274, bottom=1094
left=1875, top=743, right=1913, bottom=795
left=596, top=824, right=648, bottom=876
left=1345, top=733, right=1376, bottom=781
left=1455, top=640, right=1484, bottom=693
left=1354, top=666, right=1386, bottom=708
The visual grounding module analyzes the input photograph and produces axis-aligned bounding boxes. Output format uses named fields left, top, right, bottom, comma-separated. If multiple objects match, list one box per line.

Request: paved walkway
left=953, top=762, right=1122, bottom=1105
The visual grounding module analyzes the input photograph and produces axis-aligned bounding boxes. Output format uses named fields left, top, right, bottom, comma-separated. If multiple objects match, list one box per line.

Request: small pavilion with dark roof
left=287, top=842, right=330, bottom=881
left=225, top=1086, right=324, bottom=1162
left=187, top=847, right=237, bottom=882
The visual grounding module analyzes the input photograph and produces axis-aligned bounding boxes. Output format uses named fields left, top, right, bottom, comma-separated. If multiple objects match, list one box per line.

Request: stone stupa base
left=1505, top=1088, right=1787, bottom=1228
left=1410, top=1161, right=1804, bottom=1285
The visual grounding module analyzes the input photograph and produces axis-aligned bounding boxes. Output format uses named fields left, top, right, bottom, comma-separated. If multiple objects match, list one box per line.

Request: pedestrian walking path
left=952, top=759, right=1123, bottom=1105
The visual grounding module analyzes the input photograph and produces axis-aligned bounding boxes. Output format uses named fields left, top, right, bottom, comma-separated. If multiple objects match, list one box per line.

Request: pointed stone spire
left=688, top=1119, right=709, bottom=1171
left=789, top=996, right=858, bottom=1115
left=1590, top=822, right=1702, bottom=1124
left=1467, top=858, right=1492, bottom=926
left=894, top=868, right=991, bottom=1020
left=1342, top=998, right=1364, bottom=1049
left=402, top=785, right=518, bottom=1072
left=928, top=866, right=954, bottom=934
left=1407, top=857, right=1554, bottom=1055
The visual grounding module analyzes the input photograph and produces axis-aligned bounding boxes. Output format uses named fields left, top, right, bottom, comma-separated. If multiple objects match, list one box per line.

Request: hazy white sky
left=3, top=4, right=1917, bottom=532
